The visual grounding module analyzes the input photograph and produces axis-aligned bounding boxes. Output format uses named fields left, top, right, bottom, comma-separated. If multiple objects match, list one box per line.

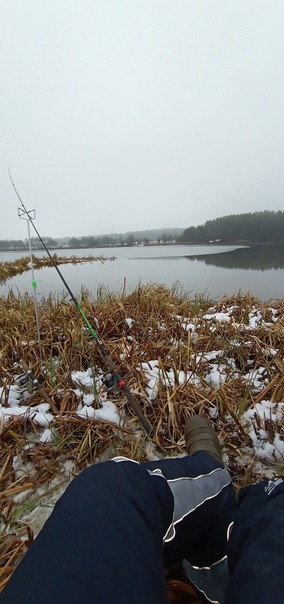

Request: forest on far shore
left=1, top=211, right=284, bottom=251
left=180, top=211, right=284, bottom=244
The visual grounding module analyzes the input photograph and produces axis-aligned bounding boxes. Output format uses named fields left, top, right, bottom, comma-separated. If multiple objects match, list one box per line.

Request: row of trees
left=68, top=234, right=138, bottom=247
left=68, top=232, right=175, bottom=248
left=2, top=212, right=283, bottom=251
left=179, top=211, right=284, bottom=244
left=0, top=233, right=176, bottom=251
left=0, top=237, right=58, bottom=251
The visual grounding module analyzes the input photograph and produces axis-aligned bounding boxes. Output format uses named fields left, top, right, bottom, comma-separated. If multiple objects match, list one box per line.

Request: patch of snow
left=71, top=369, right=94, bottom=389
left=39, top=428, right=53, bottom=443
left=205, top=364, right=228, bottom=389
left=209, top=407, right=219, bottom=419
left=141, top=360, right=159, bottom=370
left=243, top=400, right=284, bottom=424
left=0, top=404, right=30, bottom=423
left=0, top=402, right=53, bottom=427
left=7, top=385, right=22, bottom=406
left=176, top=315, right=196, bottom=332
left=82, top=393, right=94, bottom=406
left=21, top=460, right=76, bottom=537
left=203, top=312, right=232, bottom=323
left=248, top=308, right=263, bottom=328
left=94, top=400, right=121, bottom=425
left=263, top=347, right=278, bottom=357
left=76, top=405, right=95, bottom=419
left=30, top=403, right=53, bottom=427
left=243, top=367, right=267, bottom=392
left=12, top=455, right=34, bottom=479
left=242, top=400, right=284, bottom=462
left=138, top=360, right=197, bottom=400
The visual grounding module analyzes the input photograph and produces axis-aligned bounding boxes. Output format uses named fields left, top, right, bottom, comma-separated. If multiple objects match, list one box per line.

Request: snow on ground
left=10, top=457, right=76, bottom=537
left=0, top=370, right=124, bottom=538
left=242, top=401, right=284, bottom=462
left=1, top=301, right=282, bottom=464
left=0, top=370, right=122, bottom=429
left=1, top=300, right=283, bottom=541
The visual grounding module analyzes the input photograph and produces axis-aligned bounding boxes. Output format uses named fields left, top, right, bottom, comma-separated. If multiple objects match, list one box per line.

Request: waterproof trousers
left=1, top=452, right=284, bottom=604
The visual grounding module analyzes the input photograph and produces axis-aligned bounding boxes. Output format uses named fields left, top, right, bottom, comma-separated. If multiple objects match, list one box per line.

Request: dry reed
left=0, top=284, right=283, bottom=601
left=0, top=254, right=115, bottom=284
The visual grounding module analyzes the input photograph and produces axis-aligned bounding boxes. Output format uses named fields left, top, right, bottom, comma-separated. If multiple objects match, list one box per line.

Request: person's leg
left=0, top=418, right=236, bottom=604
left=225, top=477, right=284, bottom=604
left=146, top=416, right=237, bottom=604
left=146, top=451, right=236, bottom=604
left=0, top=460, right=173, bottom=604
left=145, top=451, right=235, bottom=568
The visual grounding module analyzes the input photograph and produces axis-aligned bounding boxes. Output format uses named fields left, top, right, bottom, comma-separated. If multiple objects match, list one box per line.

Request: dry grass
left=0, top=253, right=115, bottom=283
left=0, top=284, right=284, bottom=600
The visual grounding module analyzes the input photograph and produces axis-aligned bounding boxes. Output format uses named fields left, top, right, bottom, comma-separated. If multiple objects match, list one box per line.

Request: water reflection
left=0, top=245, right=283, bottom=301
left=185, top=244, right=284, bottom=271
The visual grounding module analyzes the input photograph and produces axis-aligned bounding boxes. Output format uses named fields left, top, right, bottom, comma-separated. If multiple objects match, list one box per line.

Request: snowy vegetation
left=1, top=285, right=284, bottom=593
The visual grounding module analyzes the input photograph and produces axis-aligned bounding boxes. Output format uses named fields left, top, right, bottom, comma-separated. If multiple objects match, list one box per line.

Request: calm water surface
left=0, top=244, right=283, bottom=301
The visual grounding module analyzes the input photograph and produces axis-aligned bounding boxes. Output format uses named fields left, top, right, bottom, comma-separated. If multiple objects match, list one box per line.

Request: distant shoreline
left=1, top=241, right=283, bottom=253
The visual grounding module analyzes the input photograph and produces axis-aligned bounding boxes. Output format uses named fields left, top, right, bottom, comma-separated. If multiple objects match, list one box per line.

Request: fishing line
left=8, top=169, right=153, bottom=436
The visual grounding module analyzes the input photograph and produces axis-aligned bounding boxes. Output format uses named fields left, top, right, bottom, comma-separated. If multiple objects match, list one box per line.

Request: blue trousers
left=1, top=452, right=284, bottom=603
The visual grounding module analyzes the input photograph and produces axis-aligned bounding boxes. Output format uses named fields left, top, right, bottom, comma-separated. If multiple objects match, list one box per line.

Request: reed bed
left=0, top=284, right=284, bottom=600
left=0, top=253, right=115, bottom=283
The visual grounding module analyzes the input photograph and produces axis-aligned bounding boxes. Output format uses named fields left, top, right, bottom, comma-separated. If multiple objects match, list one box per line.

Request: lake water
left=0, top=244, right=283, bottom=301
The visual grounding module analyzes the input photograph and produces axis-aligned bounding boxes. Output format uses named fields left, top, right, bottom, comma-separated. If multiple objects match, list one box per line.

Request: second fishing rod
left=9, top=170, right=153, bottom=436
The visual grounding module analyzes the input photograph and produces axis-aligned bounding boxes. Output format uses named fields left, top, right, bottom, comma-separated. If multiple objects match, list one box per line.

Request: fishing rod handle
left=121, top=384, right=154, bottom=436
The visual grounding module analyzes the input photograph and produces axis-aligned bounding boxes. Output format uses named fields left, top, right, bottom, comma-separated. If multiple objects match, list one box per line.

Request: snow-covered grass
left=0, top=285, right=284, bottom=591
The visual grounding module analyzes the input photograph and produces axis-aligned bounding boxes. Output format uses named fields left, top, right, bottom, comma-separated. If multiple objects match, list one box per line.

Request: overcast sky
left=1, top=1, right=284, bottom=240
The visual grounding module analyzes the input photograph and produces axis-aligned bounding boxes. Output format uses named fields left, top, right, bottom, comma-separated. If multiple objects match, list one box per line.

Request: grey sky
left=1, top=1, right=284, bottom=240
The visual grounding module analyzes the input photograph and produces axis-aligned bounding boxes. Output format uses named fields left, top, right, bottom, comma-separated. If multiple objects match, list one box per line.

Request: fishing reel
left=102, top=372, right=120, bottom=398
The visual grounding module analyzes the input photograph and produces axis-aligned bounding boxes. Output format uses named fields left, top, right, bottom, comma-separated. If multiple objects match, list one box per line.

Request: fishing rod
left=8, top=169, right=153, bottom=436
